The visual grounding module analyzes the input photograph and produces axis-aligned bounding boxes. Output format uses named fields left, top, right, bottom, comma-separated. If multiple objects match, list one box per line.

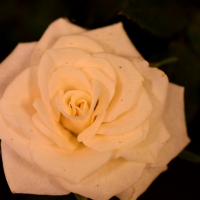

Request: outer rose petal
left=28, top=142, right=113, bottom=185
left=0, top=42, right=36, bottom=98
left=82, top=22, right=142, bottom=58
left=155, top=83, right=190, bottom=166
left=116, top=187, right=135, bottom=200
left=117, top=83, right=190, bottom=199
left=2, top=142, right=68, bottom=195
left=31, top=18, right=142, bottom=66
left=114, top=120, right=171, bottom=164
left=52, top=35, right=105, bottom=53
left=56, top=158, right=146, bottom=200
left=132, top=59, right=169, bottom=127
left=30, top=18, right=85, bottom=65
left=0, top=114, right=34, bottom=165
left=116, top=166, right=167, bottom=200
left=0, top=66, right=54, bottom=145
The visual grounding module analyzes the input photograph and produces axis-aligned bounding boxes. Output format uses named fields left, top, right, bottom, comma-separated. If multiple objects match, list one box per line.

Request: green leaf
left=120, top=0, right=188, bottom=37
left=150, top=57, right=178, bottom=68
left=74, top=194, right=88, bottom=200
left=188, top=11, right=200, bottom=56
left=179, top=150, right=200, bottom=163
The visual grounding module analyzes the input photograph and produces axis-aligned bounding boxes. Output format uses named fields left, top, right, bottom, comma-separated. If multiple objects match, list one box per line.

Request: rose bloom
left=0, top=18, right=190, bottom=200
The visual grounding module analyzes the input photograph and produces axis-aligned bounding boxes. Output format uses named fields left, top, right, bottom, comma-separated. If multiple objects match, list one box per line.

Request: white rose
left=0, top=18, right=190, bottom=200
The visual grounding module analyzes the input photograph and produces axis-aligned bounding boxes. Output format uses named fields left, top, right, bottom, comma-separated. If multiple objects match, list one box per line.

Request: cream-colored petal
left=52, top=35, right=104, bottom=53
left=116, top=187, right=135, bottom=200
left=0, top=65, right=40, bottom=119
left=56, top=158, right=146, bottom=200
left=30, top=18, right=85, bottom=65
left=38, top=48, right=91, bottom=121
left=32, top=113, right=77, bottom=149
left=78, top=111, right=106, bottom=142
left=0, top=114, right=33, bottom=164
left=131, top=166, right=167, bottom=200
left=94, top=53, right=144, bottom=122
left=0, top=42, right=36, bottom=98
left=57, top=80, right=101, bottom=135
left=49, top=65, right=91, bottom=98
left=82, top=22, right=142, bottom=58
left=84, top=120, right=150, bottom=152
left=33, top=99, right=79, bottom=150
left=132, top=59, right=169, bottom=127
left=60, top=113, right=91, bottom=135
left=28, top=142, right=112, bottom=184
left=0, top=66, right=52, bottom=144
left=2, top=142, right=68, bottom=195
left=154, top=83, right=190, bottom=166
left=115, top=121, right=171, bottom=164
left=56, top=80, right=100, bottom=120
left=81, top=67, right=115, bottom=104
left=74, top=56, right=116, bottom=83
left=56, top=90, right=91, bottom=116
left=98, top=88, right=153, bottom=135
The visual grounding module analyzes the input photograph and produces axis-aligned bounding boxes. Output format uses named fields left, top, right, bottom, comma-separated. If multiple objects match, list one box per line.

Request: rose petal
left=52, top=35, right=104, bottom=53
left=82, top=22, right=142, bottom=58
left=0, top=42, right=36, bottom=98
left=38, top=48, right=91, bottom=121
left=0, top=66, right=53, bottom=144
left=80, top=67, right=115, bottom=104
left=155, top=83, right=190, bottom=166
left=0, top=114, right=33, bottom=164
left=116, top=187, right=135, bottom=200
left=115, top=121, right=171, bottom=164
left=74, top=56, right=116, bottom=83
left=115, top=187, right=135, bottom=200
left=30, top=18, right=85, bottom=65
left=56, top=158, right=146, bottom=200
left=98, top=88, right=153, bottom=135
left=57, top=80, right=101, bottom=135
left=83, top=120, right=150, bottom=152
left=56, top=90, right=92, bottom=134
left=94, top=53, right=144, bottom=122
left=56, top=90, right=91, bottom=116
left=2, top=142, right=68, bottom=195
left=130, top=166, right=167, bottom=200
left=77, top=111, right=106, bottom=142
left=33, top=99, right=79, bottom=150
left=28, top=142, right=113, bottom=185
left=132, top=59, right=169, bottom=127
left=32, top=113, right=77, bottom=150
left=49, top=65, right=91, bottom=99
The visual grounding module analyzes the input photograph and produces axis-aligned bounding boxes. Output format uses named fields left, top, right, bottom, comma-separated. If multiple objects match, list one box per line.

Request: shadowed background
left=0, top=0, right=200, bottom=199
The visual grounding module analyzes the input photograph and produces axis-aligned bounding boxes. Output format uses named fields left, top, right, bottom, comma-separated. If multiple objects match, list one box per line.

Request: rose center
left=56, top=90, right=91, bottom=117
left=69, top=98, right=90, bottom=116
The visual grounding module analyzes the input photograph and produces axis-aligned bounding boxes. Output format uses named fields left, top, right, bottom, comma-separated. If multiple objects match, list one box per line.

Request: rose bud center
left=56, top=90, right=93, bottom=135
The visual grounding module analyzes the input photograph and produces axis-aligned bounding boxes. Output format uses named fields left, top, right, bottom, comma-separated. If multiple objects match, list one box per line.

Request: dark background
left=0, top=0, right=200, bottom=199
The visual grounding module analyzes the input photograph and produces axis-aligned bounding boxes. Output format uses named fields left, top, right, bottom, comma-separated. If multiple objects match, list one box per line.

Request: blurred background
left=0, top=0, right=200, bottom=199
